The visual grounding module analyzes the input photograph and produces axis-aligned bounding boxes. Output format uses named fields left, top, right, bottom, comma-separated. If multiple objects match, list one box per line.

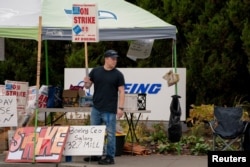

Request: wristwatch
left=118, top=107, right=124, bottom=111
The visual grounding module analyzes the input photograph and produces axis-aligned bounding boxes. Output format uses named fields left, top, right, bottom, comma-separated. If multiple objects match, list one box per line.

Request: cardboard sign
left=0, top=96, right=17, bottom=127
left=72, top=4, right=99, bottom=42
left=4, top=80, right=29, bottom=116
left=64, top=125, right=106, bottom=156
left=127, top=39, right=154, bottom=61
left=0, top=85, right=5, bottom=95
left=6, top=126, right=69, bottom=163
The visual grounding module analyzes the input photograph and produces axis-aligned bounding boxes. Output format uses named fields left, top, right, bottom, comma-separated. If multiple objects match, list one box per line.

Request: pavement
left=0, top=153, right=208, bottom=167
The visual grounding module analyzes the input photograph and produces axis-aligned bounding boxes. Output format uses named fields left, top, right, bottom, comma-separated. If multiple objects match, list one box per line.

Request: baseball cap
left=104, top=50, right=119, bottom=58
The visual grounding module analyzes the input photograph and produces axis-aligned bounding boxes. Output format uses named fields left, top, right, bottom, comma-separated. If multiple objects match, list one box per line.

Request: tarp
left=0, top=0, right=41, bottom=40
left=0, top=0, right=177, bottom=41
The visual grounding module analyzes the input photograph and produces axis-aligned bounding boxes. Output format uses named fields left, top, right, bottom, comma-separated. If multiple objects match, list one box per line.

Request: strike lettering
left=5, top=91, right=26, bottom=97
left=80, top=8, right=89, bottom=15
left=74, top=16, right=95, bottom=24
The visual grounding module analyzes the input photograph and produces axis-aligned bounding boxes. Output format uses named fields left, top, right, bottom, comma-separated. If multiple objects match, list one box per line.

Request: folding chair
left=207, top=106, right=249, bottom=151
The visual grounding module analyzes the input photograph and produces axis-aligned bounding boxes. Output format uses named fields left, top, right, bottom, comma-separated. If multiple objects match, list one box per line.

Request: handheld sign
left=0, top=96, right=17, bottom=127
left=64, top=125, right=106, bottom=156
left=4, top=80, right=29, bottom=116
left=72, top=4, right=99, bottom=42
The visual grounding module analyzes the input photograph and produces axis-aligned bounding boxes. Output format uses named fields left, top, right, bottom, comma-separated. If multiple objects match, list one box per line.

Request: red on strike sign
left=72, top=4, right=99, bottom=42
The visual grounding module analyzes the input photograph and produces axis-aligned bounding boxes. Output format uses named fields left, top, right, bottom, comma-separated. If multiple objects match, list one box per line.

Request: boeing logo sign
left=64, top=68, right=186, bottom=121
left=125, top=83, right=162, bottom=94
left=64, top=9, right=117, bottom=20
left=75, top=81, right=162, bottom=95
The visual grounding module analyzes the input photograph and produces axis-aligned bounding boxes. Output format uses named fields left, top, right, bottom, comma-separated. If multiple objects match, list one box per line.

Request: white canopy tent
left=0, top=0, right=177, bottom=41
left=0, top=0, right=178, bottom=86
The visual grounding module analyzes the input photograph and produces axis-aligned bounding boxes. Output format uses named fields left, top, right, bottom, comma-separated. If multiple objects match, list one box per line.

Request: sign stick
left=33, top=15, right=42, bottom=163
left=84, top=42, right=89, bottom=76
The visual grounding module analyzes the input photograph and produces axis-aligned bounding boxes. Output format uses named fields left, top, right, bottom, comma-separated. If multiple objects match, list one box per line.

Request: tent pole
left=173, top=40, right=178, bottom=95
left=84, top=42, right=89, bottom=76
left=34, top=15, right=42, bottom=163
left=44, top=40, right=49, bottom=125
left=45, top=40, right=49, bottom=85
left=174, top=40, right=181, bottom=155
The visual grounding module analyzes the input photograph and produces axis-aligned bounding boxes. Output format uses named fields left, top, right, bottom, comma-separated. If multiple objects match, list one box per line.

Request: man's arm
left=83, top=76, right=93, bottom=89
left=117, top=85, right=125, bottom=119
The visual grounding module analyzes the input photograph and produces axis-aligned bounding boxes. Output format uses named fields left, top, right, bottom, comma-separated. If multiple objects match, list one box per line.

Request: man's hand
left=117, top=108, right=124, bottom=119
left=83, top=76, right=92, bottom=89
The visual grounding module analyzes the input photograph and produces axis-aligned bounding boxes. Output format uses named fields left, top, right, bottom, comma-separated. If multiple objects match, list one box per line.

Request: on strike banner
left=0, top=85, right=5, bottom=95
left=72, top=3, right=99, bottom=42
left=4, top=80, right=28, bottom=116
left=6, top=126, right=69, bottom=163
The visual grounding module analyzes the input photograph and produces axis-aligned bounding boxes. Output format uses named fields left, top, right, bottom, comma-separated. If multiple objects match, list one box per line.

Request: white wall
left=64, top=68, right=186, bottom=121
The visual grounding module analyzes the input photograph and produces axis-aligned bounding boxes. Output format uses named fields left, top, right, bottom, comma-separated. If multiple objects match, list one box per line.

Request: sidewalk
left=0, top=153, right=208, bottom=167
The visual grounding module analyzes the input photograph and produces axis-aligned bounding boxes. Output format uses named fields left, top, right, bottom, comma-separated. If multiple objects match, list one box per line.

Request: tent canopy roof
left=0, top=0, right=177, bottom=41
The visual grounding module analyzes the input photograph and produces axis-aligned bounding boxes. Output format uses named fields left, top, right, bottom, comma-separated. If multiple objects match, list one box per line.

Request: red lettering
left=38, top=139, right=52, bottom=155
left=80, top=7, right=89, bottom=15
left=74, top=16, right=95, bottom=24
left=22, top=143, right=34, bottom=159
left=5, top=91, right=26, bottom=97
left=9, top=127, right=69, bottom=159
left=9, top=128, right=23, bottom=152
left=11, top=84, right=20, bottom=90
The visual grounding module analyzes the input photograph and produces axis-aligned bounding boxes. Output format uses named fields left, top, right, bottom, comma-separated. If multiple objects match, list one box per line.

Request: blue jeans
left=91, top=107, right=116, bottom=158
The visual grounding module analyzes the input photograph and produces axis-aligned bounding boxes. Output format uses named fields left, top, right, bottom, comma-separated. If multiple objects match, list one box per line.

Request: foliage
left=234, top=96, right=250, bottom=121
left=181, top=135, right=211, bottom=155
left=186, top=103, right=249, bottom=138
left=135, top=121, right=212, bottom=155
left=190, top=140, right=211, bottom=155
left=155, top=133, right=211, bottom=155
left=149, top=122, right=168, bottom=143
left=186, top=104, right=214, bottom=126
left=157, top=142, right=181, bottom=154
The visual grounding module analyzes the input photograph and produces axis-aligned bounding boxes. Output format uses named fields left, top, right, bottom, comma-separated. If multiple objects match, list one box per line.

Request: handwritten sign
left=25, top=86, right=37, bottom=115
left=0, top=96, right=17, bottom=127
left=6, top=126, right=69, bottom=163
left=64, top=125, right=106, bottom=156
left=127, top=39, right=154, bottom=61
left=38, top=85, right=50, bottom=121
left=4, top=80, right=29, bottom=116
left=72, top=4, right=99, bottom=42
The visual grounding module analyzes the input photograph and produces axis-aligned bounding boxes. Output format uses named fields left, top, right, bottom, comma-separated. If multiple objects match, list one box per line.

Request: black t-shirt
left=89, top=66, right=125, bottom=113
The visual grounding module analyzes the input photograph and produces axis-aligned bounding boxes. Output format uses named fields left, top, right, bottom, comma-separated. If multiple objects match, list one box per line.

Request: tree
left=1, top=0, right=250, bottom=117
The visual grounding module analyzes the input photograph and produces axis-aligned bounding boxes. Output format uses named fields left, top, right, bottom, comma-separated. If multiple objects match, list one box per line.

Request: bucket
left=116, top=134, right=125, bottom=156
